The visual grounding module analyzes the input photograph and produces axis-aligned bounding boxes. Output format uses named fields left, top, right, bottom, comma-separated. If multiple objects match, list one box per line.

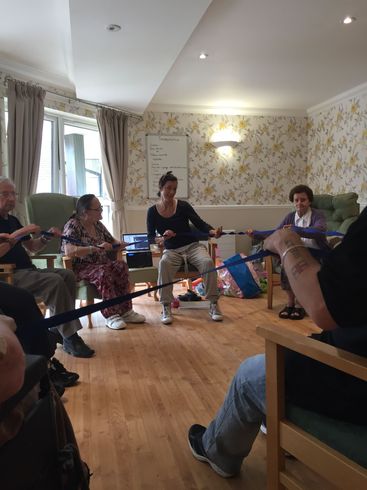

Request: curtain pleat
left=97, top=107, right=128, bottom=237
left=7, top=80, right=45, bottom=222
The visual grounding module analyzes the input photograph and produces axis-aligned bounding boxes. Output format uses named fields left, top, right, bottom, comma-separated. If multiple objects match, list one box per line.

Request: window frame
left=44, top=109, right=102, bottom=195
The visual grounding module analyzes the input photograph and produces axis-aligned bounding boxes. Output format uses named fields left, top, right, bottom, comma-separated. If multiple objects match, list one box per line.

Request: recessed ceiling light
left=106, top=24, right=121, bottom=32
left=199, top=53, right=208, bottom=60
left=342, top=16, right=356, bottom=24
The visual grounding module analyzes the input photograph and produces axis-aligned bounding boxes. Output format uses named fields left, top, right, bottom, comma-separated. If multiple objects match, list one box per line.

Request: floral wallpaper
left=1, top=69, right=365, bottom=205
left=126, top=112, right=308, bottom=206
left=307, top=91, right=367, bottom=202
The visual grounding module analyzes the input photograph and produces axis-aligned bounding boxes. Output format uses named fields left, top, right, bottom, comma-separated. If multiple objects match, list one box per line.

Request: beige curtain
left=97, top=107, right=128, bottom=237
left=0, top=96, right=6, bottom=176
left=7, top=80, right=45, bottom=223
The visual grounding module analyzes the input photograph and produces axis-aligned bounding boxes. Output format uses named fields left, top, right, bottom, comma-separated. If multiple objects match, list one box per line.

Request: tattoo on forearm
left=290, top=259, right=309, bottom=279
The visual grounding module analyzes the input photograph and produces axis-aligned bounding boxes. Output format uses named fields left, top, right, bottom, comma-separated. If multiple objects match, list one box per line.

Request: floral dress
left=62, top=217, right=131, bottom=318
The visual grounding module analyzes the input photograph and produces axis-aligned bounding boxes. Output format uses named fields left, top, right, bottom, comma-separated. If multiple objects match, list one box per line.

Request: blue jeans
left=202, top=354, right=266, bottom=475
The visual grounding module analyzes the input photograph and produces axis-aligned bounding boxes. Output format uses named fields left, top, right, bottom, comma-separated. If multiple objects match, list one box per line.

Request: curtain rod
left=4, top=75, right=143, bottom=120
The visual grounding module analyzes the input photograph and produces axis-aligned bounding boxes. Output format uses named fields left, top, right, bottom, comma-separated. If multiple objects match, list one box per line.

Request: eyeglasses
left=88, top=206, right=103, bottom=211
left=0, top=192, right=18, bottom=198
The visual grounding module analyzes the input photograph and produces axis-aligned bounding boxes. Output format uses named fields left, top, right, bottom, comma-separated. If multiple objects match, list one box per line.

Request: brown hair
left=289, top=185, right=313, bottom=203
left=157, top=171, right=177, bottom=197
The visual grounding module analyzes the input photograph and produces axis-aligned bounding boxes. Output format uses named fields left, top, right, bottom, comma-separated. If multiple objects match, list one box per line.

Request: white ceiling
left=0, top=0, right=366, bottom=115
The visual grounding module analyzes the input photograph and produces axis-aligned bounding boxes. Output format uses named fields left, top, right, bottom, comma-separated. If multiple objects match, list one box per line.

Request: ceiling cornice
left=307, top=82, right=367, bottom=116
left=0, top=59, right=75, bottom=95
left=146, top=103, right=307, bottom=117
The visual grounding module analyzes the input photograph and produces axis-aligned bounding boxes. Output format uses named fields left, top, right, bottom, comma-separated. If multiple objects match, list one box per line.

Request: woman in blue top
left=147, top=171, right=222, bottom=325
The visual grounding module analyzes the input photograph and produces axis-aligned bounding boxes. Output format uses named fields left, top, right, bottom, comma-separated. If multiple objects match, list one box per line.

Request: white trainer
left=161, top=304, right=173, bottom=325
left=260, top=423, right=267, bottom=435
left=106, top=314, right=126, bottom=330
left=122, top=310, right=145, bottom=323
left=209, top=302, right=223, bottom=321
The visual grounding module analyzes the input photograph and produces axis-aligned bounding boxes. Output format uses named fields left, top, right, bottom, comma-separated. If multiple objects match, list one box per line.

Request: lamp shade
left=210, top=128, right=240, bottom=148
left=211, top=140, right=239, bottom=148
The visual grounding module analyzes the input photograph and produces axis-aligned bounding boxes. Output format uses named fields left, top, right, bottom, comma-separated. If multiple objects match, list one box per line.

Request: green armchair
left=25, top=192, right=101, bottom=328
left=312, top=192, right=360, bottom=234
left=258, top=324, right=367, bottom=489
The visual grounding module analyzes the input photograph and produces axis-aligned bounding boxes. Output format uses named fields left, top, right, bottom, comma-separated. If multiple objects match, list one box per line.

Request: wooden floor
left=56, top=286, right=321, bottom=490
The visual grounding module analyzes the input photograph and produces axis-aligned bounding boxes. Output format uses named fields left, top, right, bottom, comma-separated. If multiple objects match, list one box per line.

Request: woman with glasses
left=62, top=194, right=145, bottom=330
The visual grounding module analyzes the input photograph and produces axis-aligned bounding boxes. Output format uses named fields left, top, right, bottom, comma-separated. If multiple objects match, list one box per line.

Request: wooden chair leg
left=87, top=314, right=93, bottom=329
left=147, top=282, right=159, bottom=301
left=37, top=301, right=47, bottom=317
left=85, top=299, right=94, bottom=329
left=267, top=278, right=273, bottom=309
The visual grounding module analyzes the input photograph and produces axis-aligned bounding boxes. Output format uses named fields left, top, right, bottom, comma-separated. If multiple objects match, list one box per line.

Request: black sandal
left=278, top=306, right=294, bottom=319
left=290, top=307, right=305, bottom=320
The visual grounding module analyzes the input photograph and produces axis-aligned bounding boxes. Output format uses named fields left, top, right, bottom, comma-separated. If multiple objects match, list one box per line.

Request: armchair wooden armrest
left=257, top=325, right=367, bottom=379
left=257, top=324, right=367, bottom=489
left=30, top=254, right=57, bottom=269
left=62, top=256, right=73, bottom=271
left=0, top=263, right=16, bottom=284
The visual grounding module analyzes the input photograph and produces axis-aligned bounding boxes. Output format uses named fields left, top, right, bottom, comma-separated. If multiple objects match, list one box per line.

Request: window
left=37, top=118, right=56, bottom=193
left=4, top=105, right=111, bottom=228
left=40, top=112, right=111, bottom=227
left=39, top=111, right=104, bottom=198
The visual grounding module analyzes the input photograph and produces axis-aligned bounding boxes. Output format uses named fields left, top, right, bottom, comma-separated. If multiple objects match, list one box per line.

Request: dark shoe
left=49, top=358, right=79, bottom=387
left=188, top=424, right=235, bottom=478
left=178, top=290, right=202, bottom=302
left=290, top=307, right=305, bottom=320
left=278, top=305, right=294, bottom=319
left=63, top=333, right=95, bottom=358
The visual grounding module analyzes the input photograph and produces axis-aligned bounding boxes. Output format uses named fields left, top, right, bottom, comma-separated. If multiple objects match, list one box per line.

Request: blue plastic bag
left=223, top=254, right=262, bottom=298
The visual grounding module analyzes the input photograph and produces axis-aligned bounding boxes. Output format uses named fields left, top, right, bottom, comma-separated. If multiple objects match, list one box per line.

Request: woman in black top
left=147, top=172, right=222, bottom=325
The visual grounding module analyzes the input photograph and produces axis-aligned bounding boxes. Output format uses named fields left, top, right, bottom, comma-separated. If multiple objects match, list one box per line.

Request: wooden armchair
left=0, top=262, right=53, bottom=316
left=257, top=324, right=367, bottom=489
left=265, top=256, right=281, bottom=309
left=0, top=263, right=16, bottom=285
left=26, top=192, right=101, bottom=328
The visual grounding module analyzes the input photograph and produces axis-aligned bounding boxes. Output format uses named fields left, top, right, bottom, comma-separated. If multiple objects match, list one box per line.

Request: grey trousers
left=13, top=268, right=82, bottom=339
left=158, top=242, right=219, bottom=304
left=203, top=354, right=266, bottom=475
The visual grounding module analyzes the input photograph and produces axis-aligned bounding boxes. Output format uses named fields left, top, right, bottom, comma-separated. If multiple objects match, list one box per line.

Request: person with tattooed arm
left=187, top=209, right=367, bottom=478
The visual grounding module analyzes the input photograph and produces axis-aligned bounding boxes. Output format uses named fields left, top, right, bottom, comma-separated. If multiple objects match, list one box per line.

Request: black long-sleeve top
left=147, top=200, right=213, bottom=250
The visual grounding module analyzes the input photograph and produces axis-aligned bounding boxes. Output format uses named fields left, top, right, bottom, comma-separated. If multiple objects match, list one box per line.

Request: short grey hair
left=0, top=176, right=15, bottom=187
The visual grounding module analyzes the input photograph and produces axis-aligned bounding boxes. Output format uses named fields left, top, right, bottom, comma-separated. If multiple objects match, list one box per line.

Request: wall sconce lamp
left=210, top=128, right=240, bottom=149
left=211, top=139, right=239, bottom=148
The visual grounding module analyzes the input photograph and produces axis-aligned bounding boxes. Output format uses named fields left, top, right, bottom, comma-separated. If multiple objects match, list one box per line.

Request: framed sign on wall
left=146, top=134, right=188, bottom=198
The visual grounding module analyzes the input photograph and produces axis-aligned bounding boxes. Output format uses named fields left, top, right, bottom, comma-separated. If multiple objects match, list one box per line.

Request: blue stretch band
left=21, top=245, right=329, bottom=344
left=30, top=250, right=275, bottom=331
left=163, top=227, right=344, bottom=240
left=41, top=231, right=122, bottom=249
left=14, top=227, right=343, bottom=248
